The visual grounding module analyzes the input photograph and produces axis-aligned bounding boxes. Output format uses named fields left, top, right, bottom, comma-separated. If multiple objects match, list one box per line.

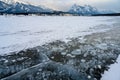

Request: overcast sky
left=5, top=0, right=120, bottom=12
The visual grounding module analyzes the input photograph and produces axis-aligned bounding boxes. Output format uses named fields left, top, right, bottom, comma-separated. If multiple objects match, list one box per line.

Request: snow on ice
left=0, top=16, right=115, bottom=55
left=101, top=55, right=120, bottom=80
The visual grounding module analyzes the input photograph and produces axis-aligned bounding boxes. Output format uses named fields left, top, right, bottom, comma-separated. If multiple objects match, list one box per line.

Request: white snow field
left=0, top=16, right=115, bottom=55
left=101, top=55, right=120, bottom=80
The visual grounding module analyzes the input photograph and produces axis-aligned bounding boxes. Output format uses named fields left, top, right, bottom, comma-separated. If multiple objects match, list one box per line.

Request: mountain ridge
left=0, top=1, right=54, bottom=13
left=0, top=1, right=117, bottom=16
left=68, top=4, right=99, bottom=15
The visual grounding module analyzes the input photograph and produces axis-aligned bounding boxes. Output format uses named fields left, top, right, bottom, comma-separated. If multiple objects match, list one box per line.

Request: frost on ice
left=0, top=16, right=120, bottom=80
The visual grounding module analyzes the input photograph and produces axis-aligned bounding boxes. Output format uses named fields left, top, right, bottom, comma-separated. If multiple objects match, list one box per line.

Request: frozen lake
left=0, top=16, right=120, bottom=80
left=0, top=16, right=116, bottom=55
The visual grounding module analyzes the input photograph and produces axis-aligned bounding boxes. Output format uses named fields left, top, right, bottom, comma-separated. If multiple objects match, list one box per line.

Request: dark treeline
left=0, top=12, right=120, bottom=16
left=92, top=13, right=120, bottom=16
left=0, top=11, right=76, bottom=16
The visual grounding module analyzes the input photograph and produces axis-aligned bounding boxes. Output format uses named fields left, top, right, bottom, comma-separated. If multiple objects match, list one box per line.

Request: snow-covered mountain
left=1, top=0, right=15, bottom=3
left=68, top=4, right=100, bottom=15
left=0, top=1, right=10, bottom=11
left=0, top=1, right=115, bottom=15
left=8, top=2, right=53, bottom=13
left=68, top=4, right=115, bottom=15
left=0, top=1, right=53, bottom=13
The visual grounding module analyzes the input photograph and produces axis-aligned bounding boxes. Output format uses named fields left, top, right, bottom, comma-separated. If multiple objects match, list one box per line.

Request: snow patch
left=101, top=55, right=120, bottom=80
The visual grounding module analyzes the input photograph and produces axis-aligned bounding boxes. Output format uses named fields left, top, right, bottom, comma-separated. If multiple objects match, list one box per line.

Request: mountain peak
left=0, top=1, right=53, bottom=13
left=1, top=0, right=28, bottom=4
left=1, top=0, right=17, bottom=3
left=0, top=1, right=115, bottom=15
left=68, top=4, right=99, bottom=15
